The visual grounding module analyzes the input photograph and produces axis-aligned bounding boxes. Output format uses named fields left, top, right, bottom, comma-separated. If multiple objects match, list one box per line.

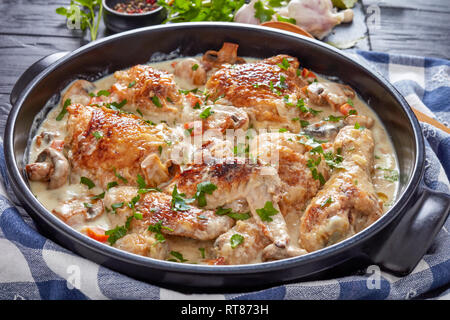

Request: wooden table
left=1, top=0, right=449, bottom=134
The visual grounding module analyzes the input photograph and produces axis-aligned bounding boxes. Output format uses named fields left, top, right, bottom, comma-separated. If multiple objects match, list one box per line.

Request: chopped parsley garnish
left=179, top=88, right=199, bottom=95
left=95, top=90, right=110, bottom=97
left=348, top=109, right=357, bottom=115
left=198, top=247, right=206, bottom=259
left=169, top=251, right=188, bottom=263
left=278, top=75, right=288, bottom=90
left=111, top=202, right=124, bottom=213
left=193, top=102, right=201, bottom=109
left=92, top=131, right=103, bottom=140
left=277, top=57, right=290, bottom=70
left=107, top=181, right=118, bottom=190
left=90, top=192, right=105, bottom=200
left=113, top=168, right=128, bottom=184
left=324, top=115, right=344, bottom=122
left=105, top=225, right=128, bottom=245
left=347, top=98, right=354, bottom=107
left=199, top=107, right=213, bottom=119
left=321, top=197, right=333, bottom=208
left=56, top=98, right=71, bottom=121
left=300, top=120, right=310, bottom=128
left=256, top=201, right=279, bottom=222
left=83, top=202, right=93, bottom=208
left=106, top=99, right=127, bottom=111
left=138, top=188, right=161, bottom=194
left=192, top=64, right=199, bottom=71
left=148, top=220, right=173, bottom=244
left=136, top=174, right=147, bottom=189
left=127, top=195, right=140, bottom=209
left=354, top=122, right=360, bottom=129
left=195, top=181, right=217, bottom=207
left=279, top=128, right=288, bottom=133
left=215, top=207, right=251, bottom=220
left=80, top=176, right=95, bottom=189
left=136, top=109, right=143, bottom=117
left=128, top=81, right=136, bottom=88
left=151, top=96, right=162, bottom=108
left=230, top=234, right=244, bottom=249
left=171, top=185, right=194, bottom=211
left=378, top=168, right=399, bottom=182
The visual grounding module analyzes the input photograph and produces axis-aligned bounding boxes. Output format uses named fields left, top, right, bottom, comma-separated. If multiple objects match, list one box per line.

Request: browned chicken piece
left=202, top=42, right=246, bottom=70
left=206, top=55, right=308, bottom=128
left=173, top=58, right=207, bottom=86
left=166, top=158, right=293, bottom=252
left=305, top=81, right=355, bottom=111
left=113, top=231, right=168, bottom=260
left=111, top=64, right=183, bottom=115
left=52, top=197, right=104, bottom=227
left=104, top=186, right=234, bottom=241
left=251, top=132, right=330, bottom=217
left=299, top=126, right=383, bottom=252
left=214, top=219, right=271, bottom=264
left=65, top=104, right=176, bottom=189
left=62, top=80, right=96, bottom=105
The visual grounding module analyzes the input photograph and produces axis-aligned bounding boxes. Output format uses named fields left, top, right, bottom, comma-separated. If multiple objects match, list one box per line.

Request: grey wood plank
left=362, top=0, right=450, bottom=58
left=0, top=34, right=81, bottom=134
left=0, top=0, right=107, bottom=39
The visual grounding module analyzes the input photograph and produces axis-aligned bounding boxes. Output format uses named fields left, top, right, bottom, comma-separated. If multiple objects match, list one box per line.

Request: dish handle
left=10, top=51, right=69, bottom=106
left=369, top=185, right=450, bottom=276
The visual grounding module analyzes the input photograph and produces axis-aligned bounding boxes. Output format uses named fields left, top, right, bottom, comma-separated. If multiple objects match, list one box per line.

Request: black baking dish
left=5, top=22, right=450, bottom=292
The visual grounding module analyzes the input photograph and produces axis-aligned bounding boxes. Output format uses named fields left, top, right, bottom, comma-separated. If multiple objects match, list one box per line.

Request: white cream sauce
left=28, top=55, right=399, bottom=264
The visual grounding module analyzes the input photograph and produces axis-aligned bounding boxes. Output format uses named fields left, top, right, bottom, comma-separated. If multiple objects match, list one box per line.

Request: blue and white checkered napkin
left=0, top=50, right=449, bottom=300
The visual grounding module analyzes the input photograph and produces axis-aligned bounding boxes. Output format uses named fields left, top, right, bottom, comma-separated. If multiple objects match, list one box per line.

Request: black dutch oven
left=5, top=23, right=450, bottom=292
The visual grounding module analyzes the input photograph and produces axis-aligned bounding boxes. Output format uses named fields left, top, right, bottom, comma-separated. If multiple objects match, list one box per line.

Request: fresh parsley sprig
left=56, top=0, right=103, bottom=42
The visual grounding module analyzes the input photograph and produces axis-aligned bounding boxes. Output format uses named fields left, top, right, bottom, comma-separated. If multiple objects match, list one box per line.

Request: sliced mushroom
left=53, top=197, right=104, bottom=227
left=26, top=147, right=69, bottom=189
left=173, top=58, right=207, bottom=86
left=306, top=82, right=355, bottom=111
left=62, top=79, right=96, bottom=105
left=202, top=42, right=246, bottom=70
left=303, top=120, right=345, bottom=139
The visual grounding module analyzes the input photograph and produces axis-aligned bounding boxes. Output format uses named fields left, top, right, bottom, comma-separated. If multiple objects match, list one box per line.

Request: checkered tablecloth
left=0, top=50, right=449, bottom=300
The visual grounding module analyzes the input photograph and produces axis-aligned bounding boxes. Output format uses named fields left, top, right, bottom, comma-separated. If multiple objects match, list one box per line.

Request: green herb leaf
left=105, top=225, right=128, bottom=245
left=96, top=90, right=110, bottom=97
left=170, top=251, right=188, bottom=263
left=56, top=98, right=71, bottom=121
left=128, top=81, right=136, bottom=88
left=256, top=201, right=279, bottom=222
left=230, top=234, right=244, bottom=249
left=171, top=185, right=194, bottom=211
left=107, top=181, right=118, bottom=190
left=92, top=131, right=103, bottom=140
left=113, top=168, right=128, bottom=184
left=192, top=64, right=199, bottom=71
left=254, top=0, right=276, bottom=23
left=195, top=181, right=217, bottom=207
left=277, top=58, right=290, bottom=70
left=152, top=96, right=162, bottom=108
left=199, top=107, right=213, bottom=119
left=198, top=247, right=206, bottom=259
left=90, top=192, right=105, bottom=200
left=80, top=176, right=95, bottom=189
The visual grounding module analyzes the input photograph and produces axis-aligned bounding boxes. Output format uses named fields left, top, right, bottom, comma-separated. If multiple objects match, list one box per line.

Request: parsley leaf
left=80, top=176, right=95, bottom=189
left=195, top=181, right=217, bottom=207
left=230, top=234, right=244, bottom=249
left=256, top=201, right=279, bottom=222
left=199, top=107, right=213, bottom=119
left=169, top=251, right=188, bottom=263
left=56, top=98, right=71, bottom=121
left=151, top=96, right=162, bottom=108
left=171, top=185, right=194, bottom=211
